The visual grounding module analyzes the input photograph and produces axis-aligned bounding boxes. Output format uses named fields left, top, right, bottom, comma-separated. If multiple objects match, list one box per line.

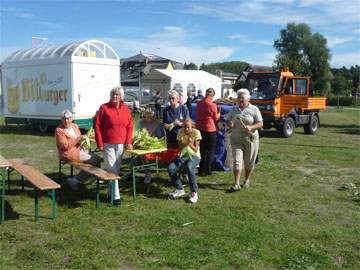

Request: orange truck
left=243, top=67, right=326, bottom=137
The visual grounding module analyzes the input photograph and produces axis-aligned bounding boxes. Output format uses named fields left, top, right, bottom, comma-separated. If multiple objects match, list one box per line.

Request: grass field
left=0, top=108, right=359, bottom=269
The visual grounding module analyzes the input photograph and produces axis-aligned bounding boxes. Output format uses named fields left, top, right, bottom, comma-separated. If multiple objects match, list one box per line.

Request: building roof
left=121, top=52, right=181, bottom=65
left=144, top=69, right=222, bottom=82
left=2, top=40, right=119, bottom=63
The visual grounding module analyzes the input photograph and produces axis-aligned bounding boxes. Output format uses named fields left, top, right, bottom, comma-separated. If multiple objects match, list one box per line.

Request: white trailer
left=1, top=40, right=120, bottom=132
left=141, top=69, right=222, bottom=101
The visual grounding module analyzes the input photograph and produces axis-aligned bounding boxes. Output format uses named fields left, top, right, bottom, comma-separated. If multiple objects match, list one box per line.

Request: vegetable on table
left=132, top=129, right=166, bottom=150
left=80, top=127, right=95, bottom=150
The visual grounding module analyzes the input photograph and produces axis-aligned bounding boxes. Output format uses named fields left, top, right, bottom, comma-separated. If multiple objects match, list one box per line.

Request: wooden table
left=126, top=148, right=167, bottom=202
left=0, top=155, right=12, bottom=223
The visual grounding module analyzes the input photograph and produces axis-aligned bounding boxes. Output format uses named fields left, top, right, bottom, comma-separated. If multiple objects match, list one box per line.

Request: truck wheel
left=304, top=115, right=319, bottom=134
left=279, top=117, right=295, bottom=138
left=39, top=122, right=48, bottom=133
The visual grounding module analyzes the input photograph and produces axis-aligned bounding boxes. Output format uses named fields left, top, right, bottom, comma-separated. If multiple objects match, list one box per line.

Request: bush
left=326, top=96, right=354, bottom=106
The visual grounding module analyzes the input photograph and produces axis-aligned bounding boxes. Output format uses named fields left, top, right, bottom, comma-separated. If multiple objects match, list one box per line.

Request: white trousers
left=104, top=143, right=124, bottom=200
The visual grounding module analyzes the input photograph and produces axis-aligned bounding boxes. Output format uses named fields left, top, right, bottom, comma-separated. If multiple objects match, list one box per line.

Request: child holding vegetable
left=168, top=118, right=202, bottom=203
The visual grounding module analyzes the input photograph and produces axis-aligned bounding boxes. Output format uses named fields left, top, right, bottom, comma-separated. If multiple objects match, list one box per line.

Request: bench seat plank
left=70, top=162, right=120, bottom=181
left=8, top=159, right=60, bottom=190
left=0, top=155, right=12, bottom=168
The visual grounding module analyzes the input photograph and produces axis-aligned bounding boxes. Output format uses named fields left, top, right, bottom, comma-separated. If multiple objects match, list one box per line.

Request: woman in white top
left=224, top=89, right=263, bottom=191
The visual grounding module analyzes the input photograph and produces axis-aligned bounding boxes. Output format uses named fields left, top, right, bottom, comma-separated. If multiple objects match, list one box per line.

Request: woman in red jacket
left=95, top=86, right=133, bottom=206
left=195, top=88, right=220, bottom=176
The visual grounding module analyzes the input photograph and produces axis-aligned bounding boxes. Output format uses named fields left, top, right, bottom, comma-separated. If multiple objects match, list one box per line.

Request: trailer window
left=295, top=79, right=307, bottom=95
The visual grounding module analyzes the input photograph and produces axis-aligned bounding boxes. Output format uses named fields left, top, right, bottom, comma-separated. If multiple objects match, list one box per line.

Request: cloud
left=186, top=1, right=360, bottom=27
left=228, top=33, right=273, bottom=46
left=241, top=52, right=277, bottom=66
left=331, top=52, right=360, bottom=67
left=326, top=36, right=354, bottom=47
left=0, top=7, right=35, bottom=19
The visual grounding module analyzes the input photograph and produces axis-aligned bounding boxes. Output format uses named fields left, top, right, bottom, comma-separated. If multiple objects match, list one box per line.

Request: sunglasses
left=169, top=97, right=176, bottom=100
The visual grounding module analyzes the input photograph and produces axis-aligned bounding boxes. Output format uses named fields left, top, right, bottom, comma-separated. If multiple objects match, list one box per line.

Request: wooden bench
left=8, top=159, right=60, bottom=221
left=0, top=155, right=12, bottom=223
left=69, top=162, right=120, bottom=207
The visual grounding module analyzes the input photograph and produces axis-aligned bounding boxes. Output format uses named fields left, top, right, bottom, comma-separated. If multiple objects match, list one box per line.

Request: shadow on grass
left=262, top=140, right=356, bottom=150
left=4, top=201, right=20, bottom=220
left=321, top=123, right=360, bottom=135
left=0, top=124, right=55, bottom=137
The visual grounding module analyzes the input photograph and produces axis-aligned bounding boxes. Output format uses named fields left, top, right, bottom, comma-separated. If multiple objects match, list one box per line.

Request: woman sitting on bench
left=55, top=109, right=100, bottom=189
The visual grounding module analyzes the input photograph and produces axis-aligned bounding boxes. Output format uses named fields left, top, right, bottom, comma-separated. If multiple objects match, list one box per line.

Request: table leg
left=132, top=166, right=136, bottom=202
left=1, top=168, right=6, bottom=223
left=156, top=155, right=159, bottom=177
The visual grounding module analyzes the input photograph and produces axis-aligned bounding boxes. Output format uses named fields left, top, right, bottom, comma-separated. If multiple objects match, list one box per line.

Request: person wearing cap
left=95, top=86, right=133, bottom=206
left=193, top=89, right=204, bottom=103
left=123, top=109, right=165, bottom=184
left=196, top=88, right=220, bottom=176
left=224, top=88, right=263, bottom=191
left=55, top=109, right=100, bottom=190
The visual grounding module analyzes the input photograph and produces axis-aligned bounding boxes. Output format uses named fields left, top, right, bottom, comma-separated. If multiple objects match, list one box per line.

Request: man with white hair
left=95, top=86, right=133, bottom=206
left=224, top=88, right=263, bottom=191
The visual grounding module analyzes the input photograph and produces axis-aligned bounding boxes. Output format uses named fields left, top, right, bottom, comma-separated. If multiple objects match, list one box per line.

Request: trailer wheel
left=39, top=122, right=48, bottom=133
left=279, top=117, right=295, bottom=137
left=304, top=114, right=319, bottom=134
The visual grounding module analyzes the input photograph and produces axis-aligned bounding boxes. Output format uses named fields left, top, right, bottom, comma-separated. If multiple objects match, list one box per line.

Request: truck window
left=284, top=79, right=293, bottom=94
left=295, top=79, right=307, bottom=95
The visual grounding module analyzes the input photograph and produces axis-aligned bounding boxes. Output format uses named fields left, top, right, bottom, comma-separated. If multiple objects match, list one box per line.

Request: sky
left=1, top=0, right=359, bottom=68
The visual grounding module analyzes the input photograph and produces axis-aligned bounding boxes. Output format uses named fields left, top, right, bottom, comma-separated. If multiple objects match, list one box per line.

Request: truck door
left=280, top=77, right=308, bottom=116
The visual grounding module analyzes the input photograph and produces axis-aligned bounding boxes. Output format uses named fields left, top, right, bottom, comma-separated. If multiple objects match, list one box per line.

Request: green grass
left=0, top=108, right=359, bottom=269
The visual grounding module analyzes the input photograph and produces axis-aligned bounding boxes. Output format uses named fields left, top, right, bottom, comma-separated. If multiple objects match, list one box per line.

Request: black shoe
left=113, top=199, right=121, bottom=206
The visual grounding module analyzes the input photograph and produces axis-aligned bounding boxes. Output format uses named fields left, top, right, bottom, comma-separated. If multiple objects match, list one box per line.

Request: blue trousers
left=168, top=156, right=200, bottom=192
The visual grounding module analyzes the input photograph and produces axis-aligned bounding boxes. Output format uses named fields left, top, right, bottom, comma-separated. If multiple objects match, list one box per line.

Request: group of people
left=55, top=86, right=263, bottom=205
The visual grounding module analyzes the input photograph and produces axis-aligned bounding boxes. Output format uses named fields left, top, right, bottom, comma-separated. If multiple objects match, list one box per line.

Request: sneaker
left=67, top=177, right=79, bottom=191
left=189, top=192, right=198, bottom=203
left=230, top=184, right=241, bottom=192
left=243, top=180, right=250, bottom=189
left=168, top=189, right=185, bottom=199
left=144, top=172, right=151, bottom=184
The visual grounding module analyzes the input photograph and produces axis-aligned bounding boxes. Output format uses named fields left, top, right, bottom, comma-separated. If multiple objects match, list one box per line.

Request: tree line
left=183, top=23, right=359, bottom=99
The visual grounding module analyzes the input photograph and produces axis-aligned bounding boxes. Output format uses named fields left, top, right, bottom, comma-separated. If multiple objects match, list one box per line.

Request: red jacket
left=195, top=96, right=220, bottom=132
left=55, top=123, right=82, bottom=162
left=95, top=101, right=133, bottom=148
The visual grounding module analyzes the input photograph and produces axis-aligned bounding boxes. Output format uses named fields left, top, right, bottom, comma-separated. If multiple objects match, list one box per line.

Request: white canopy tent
left=142, top=69, right=223, bottom=100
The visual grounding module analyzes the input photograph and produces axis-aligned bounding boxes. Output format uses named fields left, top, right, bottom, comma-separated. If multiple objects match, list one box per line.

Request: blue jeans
left=168, top=156, right=200, bottom=192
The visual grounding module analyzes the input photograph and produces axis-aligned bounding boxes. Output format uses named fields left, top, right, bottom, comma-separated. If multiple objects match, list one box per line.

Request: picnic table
left=126, top=148, right=167, bottom=201
left=0, top=155, right=12, bottom=223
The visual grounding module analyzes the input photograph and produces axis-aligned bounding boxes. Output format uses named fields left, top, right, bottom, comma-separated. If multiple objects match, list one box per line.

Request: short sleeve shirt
left=224, top=103, right=263, bottom=143
left=177, top=128, right=202, bottom=158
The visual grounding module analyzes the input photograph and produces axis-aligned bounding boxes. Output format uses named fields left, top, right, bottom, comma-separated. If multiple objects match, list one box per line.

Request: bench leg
left=21, top=176, right=24, bottom=191
left=110, top=181, right=115, bottom=207
left=96, top=178, right=100, bottom=208
left=34, top=189, right=39, bottom=222
left=132, top=167, right=136, bottom=202
left=51, top=189, right=56, bottom=220
left=7, top=169, right=11, bottom=191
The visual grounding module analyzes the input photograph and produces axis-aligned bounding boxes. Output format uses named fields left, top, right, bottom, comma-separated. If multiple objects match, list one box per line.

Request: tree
left=274, top=23, right=331, bottom=95
left=332, top=72, right=349, bottom=107
left=183, top=62, right=198, bottom=70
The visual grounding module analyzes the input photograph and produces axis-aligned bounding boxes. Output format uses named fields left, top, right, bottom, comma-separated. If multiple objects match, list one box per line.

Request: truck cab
left=245, top=69, right=326, bottom=137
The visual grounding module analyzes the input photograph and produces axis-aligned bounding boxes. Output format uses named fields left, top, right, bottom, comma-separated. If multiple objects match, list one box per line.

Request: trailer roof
left=2, top=40, right=119, bottom=63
